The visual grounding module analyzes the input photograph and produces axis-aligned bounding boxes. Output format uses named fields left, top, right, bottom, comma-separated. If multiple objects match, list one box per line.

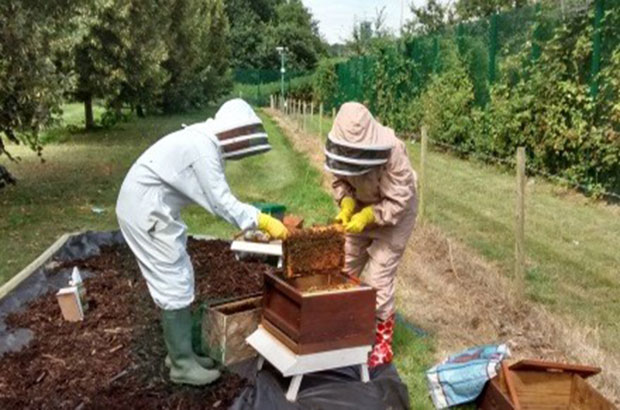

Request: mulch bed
left=0, top=238, right=272, bottom=409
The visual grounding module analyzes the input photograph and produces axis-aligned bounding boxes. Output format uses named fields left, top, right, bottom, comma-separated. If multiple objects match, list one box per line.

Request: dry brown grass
left=266, top=108, right=620, bottom=405
left=398, top=223, right=620, bottom=405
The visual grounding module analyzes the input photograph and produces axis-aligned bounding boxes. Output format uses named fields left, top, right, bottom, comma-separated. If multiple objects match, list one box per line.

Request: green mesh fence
left=329, top=0, right=620, bottom=194
left=232, top=69, right=310, bottom=106
left=333, top=0, right=618, bottom=107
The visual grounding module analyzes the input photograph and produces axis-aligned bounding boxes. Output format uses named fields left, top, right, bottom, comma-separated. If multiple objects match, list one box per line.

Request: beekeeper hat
left=212, top=99, right=271, bottom=160
left=325, top=102, right=393, bottom=176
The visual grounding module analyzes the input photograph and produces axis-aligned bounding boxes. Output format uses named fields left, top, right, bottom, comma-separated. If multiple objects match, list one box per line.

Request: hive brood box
left=263, top=226, right=375, bottom=354
left=479, top=360, right=615, bottom=410
left=203, top=295, right=262, bottom=365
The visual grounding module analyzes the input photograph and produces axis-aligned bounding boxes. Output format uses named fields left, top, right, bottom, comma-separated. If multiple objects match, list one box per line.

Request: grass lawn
left=407, top=142, right=620, bottom=354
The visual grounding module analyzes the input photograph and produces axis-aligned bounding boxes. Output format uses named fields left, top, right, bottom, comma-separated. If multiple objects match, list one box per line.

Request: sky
left=302, top=0, right=427, bottom=44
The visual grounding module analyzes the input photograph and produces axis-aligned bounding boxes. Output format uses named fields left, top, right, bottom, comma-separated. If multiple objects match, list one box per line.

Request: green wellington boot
left=164, top=354, right=214, bottom=369
left=161, top=307, right=221, bottom=386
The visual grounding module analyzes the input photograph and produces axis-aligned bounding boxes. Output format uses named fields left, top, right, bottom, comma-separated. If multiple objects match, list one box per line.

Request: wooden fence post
left=310, top=101, right=314, bottom=124
left=319, top=103, right=324, bottom=136
left=515, top=147, right=526, bottom=296
left=419, top=127, right=428, bottom=221
left=269, top=95, right=273, bottom=110
left=303, top=102, right=307, bottom=131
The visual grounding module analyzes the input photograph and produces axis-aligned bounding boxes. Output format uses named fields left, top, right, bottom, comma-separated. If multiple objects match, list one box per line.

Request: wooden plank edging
left=0, top=232, right=79, bottom=301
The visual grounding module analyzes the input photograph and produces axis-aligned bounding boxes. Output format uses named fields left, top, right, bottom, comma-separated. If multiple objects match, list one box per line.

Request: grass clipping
left=283, top=225, right=345, bottom=278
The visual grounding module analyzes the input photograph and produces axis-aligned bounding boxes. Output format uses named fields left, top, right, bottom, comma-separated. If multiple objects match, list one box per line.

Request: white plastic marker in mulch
left=56, top=267, right=89, bottom=322
left=247, top=325, right=371, bottom=402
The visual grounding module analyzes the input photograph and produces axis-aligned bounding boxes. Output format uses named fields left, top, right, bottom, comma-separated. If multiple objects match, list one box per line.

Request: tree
left=0, top=0, right=89, bottom=158
left=406, top=0, right=449, bottom=35
left=200, top=0, right=232, bottom=102
left=260, top=0, right=327, bottom=70
left=225, top=0, right=284, bottom=69
left=455, top=0, right=528, bottom=20
left=225, top=0, right=325, bottom=70
left=74, top=0, right=168, bottom=127
left=161, top=0, right=232, bottom=112
left=348, top=7, right=392, bottom=56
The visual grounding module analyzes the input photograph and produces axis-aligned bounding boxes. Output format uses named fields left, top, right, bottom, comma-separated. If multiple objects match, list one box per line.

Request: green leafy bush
left=312, top=59, right=338, bottom=108
left=326, top=2, right=620, bottom=195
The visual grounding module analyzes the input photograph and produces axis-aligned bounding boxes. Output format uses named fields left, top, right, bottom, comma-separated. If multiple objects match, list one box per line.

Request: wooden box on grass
left=262, top=270, right=376, bottom=355
left=479, top=359, right=615, bottom=410
left=202, top=295, right=262, bottom=366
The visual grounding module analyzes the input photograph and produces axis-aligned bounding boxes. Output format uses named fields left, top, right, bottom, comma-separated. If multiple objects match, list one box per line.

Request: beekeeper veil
left=325, top=102, right=394, bottom=176
left=211, top=98, right=271, bottom=160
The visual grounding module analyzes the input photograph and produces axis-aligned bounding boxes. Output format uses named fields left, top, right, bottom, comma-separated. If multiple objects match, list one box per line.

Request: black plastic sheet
left=230, top=359, right=410, bottom=409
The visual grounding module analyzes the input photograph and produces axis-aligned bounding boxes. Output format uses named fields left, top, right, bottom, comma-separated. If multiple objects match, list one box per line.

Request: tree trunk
left=136, top=104, right=145, bottom=118
left=84, top=95, right=94, bottom=130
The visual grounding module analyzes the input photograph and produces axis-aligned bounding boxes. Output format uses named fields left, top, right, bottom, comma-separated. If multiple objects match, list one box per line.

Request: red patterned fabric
left=368, top=314, right=395, bottom=368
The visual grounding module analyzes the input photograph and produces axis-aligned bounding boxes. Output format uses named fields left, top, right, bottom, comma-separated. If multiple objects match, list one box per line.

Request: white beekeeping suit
left=116, top=99, right=272, bottom=311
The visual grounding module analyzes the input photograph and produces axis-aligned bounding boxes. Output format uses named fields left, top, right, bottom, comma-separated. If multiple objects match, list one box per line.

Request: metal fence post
left=419, top=127, right=428, bottom=221
left=515, top=147, right=526, bottom=297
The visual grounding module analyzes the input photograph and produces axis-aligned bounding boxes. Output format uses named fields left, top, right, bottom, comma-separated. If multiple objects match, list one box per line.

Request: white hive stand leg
left=257, top=355, right=265, bottom=371
left=286, top=374, right=304, bottom=402
left=360, top=363, right=370, bottom=383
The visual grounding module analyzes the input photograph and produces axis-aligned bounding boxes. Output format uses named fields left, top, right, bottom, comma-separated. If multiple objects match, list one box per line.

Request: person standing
left=116, top=99, right=287, bottom=385
left=325, top=102, right=417, bottom=368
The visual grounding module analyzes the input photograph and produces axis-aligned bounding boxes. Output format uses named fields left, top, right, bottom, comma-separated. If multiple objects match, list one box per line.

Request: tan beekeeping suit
left=329, top=102, right=418, bottom=320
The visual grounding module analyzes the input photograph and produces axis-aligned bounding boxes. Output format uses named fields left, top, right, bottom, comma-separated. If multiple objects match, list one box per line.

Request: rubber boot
left=165, top=354, right=214, bottom=369
left=161, top=307, right=221, bottom=385
left=368, top=314, right=395, bottom=368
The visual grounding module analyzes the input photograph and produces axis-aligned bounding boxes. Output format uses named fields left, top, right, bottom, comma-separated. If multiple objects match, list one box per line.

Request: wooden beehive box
left=479, top=359, right=616, bottom=410
left=262, top=270, right=376, bottom=354
left=202, top=295, right=262, bottom=366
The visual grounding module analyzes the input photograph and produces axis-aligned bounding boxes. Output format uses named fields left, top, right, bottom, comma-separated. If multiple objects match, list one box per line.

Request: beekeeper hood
left=210, top=98, right=271, bottom=160
left=325, top=102, right=394, bottom=176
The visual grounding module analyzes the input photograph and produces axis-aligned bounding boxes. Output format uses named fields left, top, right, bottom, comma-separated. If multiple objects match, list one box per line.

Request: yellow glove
left=335, top=197, right=356, bottom=225
left=258, top=213, right=289, bottom=240
left=345, top=206, right=375, bottom=233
